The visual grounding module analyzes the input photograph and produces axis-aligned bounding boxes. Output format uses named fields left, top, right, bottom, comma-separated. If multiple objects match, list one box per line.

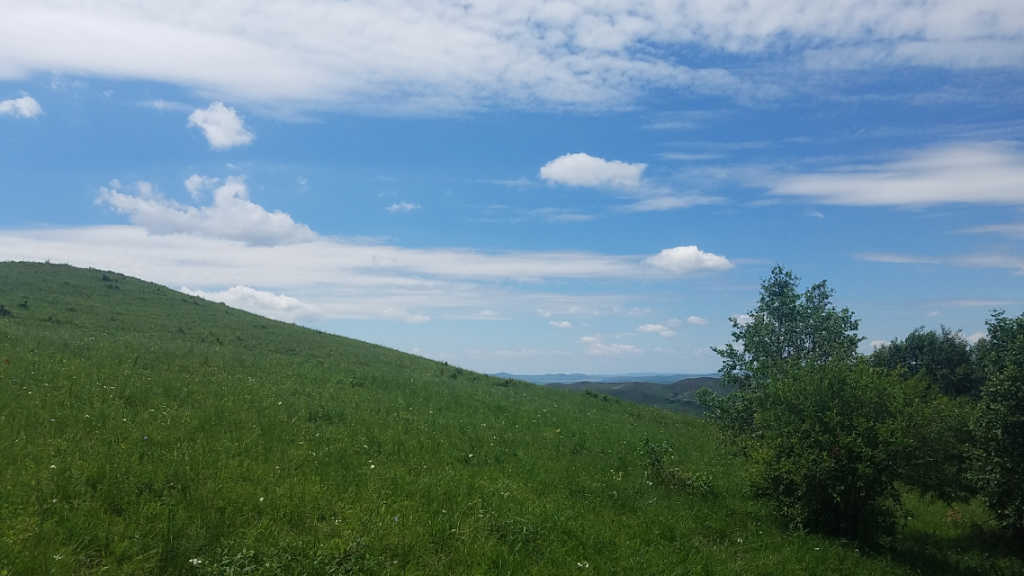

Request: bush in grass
left=749, top=362, right=905, bottom=542
left=973, top=311, right=1024, bottom=533
left=896, top=382, right=978, bottom=503
left=640, top=438, right=715, bottom=496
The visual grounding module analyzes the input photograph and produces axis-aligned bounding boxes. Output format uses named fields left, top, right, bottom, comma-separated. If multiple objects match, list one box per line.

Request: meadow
left=1, top=262, right=1020, bottom=575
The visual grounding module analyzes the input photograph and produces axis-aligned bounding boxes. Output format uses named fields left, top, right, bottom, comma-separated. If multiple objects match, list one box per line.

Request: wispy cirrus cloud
left=959, top=222, right=1024, bottom=238
left=773, top=142, right=1024, bottom=207
left=857, top=252, right=1024, bottom=274
left=4, top=2, right=1021, bottom=113
left=386, top=202, right=421, bottom=213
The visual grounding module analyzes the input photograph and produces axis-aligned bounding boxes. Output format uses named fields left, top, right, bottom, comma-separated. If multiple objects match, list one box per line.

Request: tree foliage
left=973, top=311, right=1024, bottom=533
left=703, top=266, right=861, bottom=437
left=701, top=265, right=984, bottom=543
left=870, top=326, right=983, bottom=397
left=713, top=265, right=861, bottom=392
left=750, top=362, right=906, bottom=542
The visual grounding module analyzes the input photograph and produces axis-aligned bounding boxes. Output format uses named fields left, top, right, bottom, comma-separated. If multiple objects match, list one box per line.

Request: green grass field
left=1, top=262, right=1020, bottom=575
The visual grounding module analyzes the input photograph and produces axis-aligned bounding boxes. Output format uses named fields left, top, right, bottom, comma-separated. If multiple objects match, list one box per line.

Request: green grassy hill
left=1, top=262, right=1019, bottom=575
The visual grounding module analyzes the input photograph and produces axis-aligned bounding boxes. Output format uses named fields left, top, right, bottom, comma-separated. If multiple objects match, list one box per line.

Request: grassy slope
left=0, top=262, right=1019, bottom=575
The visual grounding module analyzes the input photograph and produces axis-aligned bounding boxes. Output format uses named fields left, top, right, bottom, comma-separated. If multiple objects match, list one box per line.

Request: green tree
left=870, top=326, right=983, bottom=396
left=973, top=311, right=1024, bottom=533
left=714, top=266, right=861, bottom=390
left=702, top=266, right=861, bottom=435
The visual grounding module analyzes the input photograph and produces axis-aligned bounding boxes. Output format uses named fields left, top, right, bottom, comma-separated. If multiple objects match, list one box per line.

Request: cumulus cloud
left=636, top=323, right=676, bottom=337
left=540, top=153, right=646, bottom=189
left=386, top=202, right=420, bottom=213
left=96, top=177, right=315, bottom=245
left=549, top=320, right=573, bottom=328
left=188, top=102, right=253, bottom=149
left=645, top=245, right=734, bottom=274
left=184, top=174, right=220, bottom=200
left=773, top=142, right=1024, bottom=206
left=966, top=331, right=986, bottom=344
left=687, top=315, right=708, bottom=326
left=580, top=335, right=641, bottom=356
left=0, top=94, right=42, bottom=118
left=181, top=285, right=318, bottom=323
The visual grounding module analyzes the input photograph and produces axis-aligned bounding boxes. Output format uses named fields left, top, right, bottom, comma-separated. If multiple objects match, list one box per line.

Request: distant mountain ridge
left=493, top=372, right=718, bottom=385
left=546, top=376, right=732, bottom=415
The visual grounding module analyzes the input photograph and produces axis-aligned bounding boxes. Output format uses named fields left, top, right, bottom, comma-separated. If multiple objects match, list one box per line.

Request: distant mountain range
left=547, top=376, right=732, bottom=416
left=492, top=372, right=718, bottom=385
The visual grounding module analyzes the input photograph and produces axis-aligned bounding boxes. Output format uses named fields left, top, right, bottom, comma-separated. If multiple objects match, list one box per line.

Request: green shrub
left=749, top=362, right=905, bottom=542
left=896, top=383, right=978, bottom=502
left=640, top=438, right=715, bottom=496
left=973, top=312, right=1024, bottom=533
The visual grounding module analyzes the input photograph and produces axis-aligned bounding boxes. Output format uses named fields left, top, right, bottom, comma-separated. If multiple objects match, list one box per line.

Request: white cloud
left=660, top=152, right=723, bottom=161
left=857, top=252, right=1024, bottom=274
left=580, top=335, right=641, bottom=356
left=636, top=323, right=676, bottom=337
left=386, top=202, right=420, bottom=213
left=0, top=3, right=763, bottom=112
left=184, top=174, right=220, bottom=200
left=42, top=178, right=731, bottom=281
left=140, top=99, right=189, bottom=111
left=961, top=222, right=1024, bottom=238
left=549, top=320, right=573, bottom=329
left=645, top=245, right=734, bottom=274
left=0, top=94, right=42, bottom=118
left=181, top=285, right=318, bottom=323
left=540, top=153, right=646, bottom=189
left=870, top=339, right=889, bottom=350
left=857, top=253, right=942, bottom=265
left=97, top=177, right=315, bottom=245
left=3, top=2, right=1021, bottom=113
left=966, top=331, right=987, bottom=344
left=773, top=142, right=1024, bottom=206
left=687, top=315, right=708, bottom=326
left=188, top=102, right=253, bottom=149
left=805, top=41, right=1024, bottom=71
left=622, top=195, right=723, bottom=212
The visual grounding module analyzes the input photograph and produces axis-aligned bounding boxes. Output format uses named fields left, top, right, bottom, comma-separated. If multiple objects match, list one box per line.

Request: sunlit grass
left=1, top=262, right=1019, bottom=575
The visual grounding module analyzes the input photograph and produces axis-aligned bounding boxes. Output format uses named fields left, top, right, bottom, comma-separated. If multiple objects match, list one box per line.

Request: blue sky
left=2, top=1, right=1023, bottom=374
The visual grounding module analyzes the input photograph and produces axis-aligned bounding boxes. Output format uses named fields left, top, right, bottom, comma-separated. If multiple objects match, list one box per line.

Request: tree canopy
left=713, top=265, right=861, bottom=392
